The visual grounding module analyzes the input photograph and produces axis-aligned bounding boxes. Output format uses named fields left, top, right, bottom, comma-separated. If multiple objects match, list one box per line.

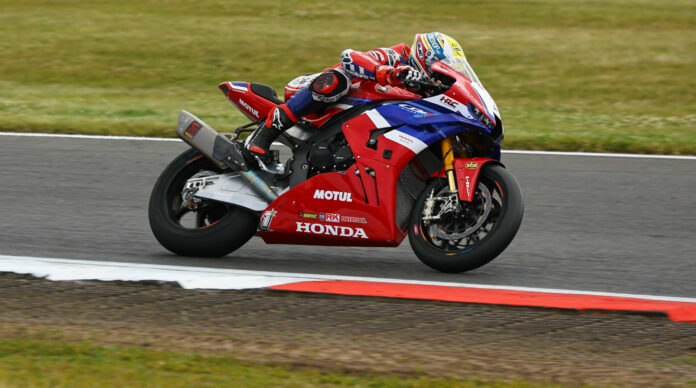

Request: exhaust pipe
left=176, top=110, right=277, bottom=203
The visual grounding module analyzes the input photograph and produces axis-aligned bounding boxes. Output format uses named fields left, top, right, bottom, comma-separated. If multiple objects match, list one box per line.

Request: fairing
left=232, top=59, right=505, bottom=246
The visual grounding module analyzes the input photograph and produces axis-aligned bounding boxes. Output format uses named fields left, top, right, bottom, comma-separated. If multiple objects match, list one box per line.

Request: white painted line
left=1, top=131, right=694, bottom=160
left=0, top=255, right=307, bottom=289
left=0, top=132, right=180, bottom=142
left=1, top=254, right=694, bottom=302
left=503, top=150, right=696, bottom=160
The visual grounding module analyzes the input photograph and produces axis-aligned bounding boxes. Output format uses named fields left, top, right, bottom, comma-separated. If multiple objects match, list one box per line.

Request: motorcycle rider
left=245, top=32, right=466, bottom=161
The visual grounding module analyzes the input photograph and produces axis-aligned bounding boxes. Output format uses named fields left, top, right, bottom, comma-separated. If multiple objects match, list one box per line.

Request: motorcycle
left=148, top=58, right=523, bottom=273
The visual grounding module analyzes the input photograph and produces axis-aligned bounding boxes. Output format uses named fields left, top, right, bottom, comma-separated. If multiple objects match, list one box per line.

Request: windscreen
left=441, top=57, right=481, bottom=85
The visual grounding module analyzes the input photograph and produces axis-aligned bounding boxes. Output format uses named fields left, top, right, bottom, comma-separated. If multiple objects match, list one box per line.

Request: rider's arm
left=340, top=47, right=413, bottom=86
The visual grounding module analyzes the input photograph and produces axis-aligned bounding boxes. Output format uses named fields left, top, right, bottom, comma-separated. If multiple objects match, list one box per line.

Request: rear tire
left=408, top=164, right=523, bottom=273
left=148, top=149, right=258, bottom=257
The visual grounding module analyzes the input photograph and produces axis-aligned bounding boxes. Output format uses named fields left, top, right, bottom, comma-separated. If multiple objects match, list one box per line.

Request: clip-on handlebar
left=396, top=72, right=450, bottom=96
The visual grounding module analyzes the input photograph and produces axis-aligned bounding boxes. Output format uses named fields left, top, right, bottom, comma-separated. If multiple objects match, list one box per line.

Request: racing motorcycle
left=148, top=58, right=523, bottom=273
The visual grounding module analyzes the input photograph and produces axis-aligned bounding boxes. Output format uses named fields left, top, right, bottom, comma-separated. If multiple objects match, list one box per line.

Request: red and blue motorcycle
left=148, top=58, right=523, bottom=273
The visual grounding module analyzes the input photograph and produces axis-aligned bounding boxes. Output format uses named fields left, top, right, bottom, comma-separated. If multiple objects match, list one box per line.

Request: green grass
left=0, top=0, right=694, bottom=154
left=0, top=338, right=559, bottom=388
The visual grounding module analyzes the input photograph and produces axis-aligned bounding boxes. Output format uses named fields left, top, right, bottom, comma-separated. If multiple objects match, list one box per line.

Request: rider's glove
left=397, top=66, right=424, bottom=83
left=375, top=65, right=422, bottom=86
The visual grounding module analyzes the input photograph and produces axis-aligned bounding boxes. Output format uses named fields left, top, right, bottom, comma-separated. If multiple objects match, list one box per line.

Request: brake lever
left=396, top=72, right=448, bottom=96
left=412, top=80, right=448, bottom=96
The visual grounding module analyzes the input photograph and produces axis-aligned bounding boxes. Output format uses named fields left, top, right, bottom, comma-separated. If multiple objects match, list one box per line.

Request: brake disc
left=429, top=183, right=492, bottom=240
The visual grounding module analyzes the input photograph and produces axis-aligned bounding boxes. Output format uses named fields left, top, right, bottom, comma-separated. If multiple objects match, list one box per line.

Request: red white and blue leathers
left=246, top=44, right=415, bottom=156
left=283, top=43, right=412, bottom=118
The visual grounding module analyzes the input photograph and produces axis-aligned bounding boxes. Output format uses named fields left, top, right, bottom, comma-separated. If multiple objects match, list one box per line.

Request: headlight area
left=470, top=104, right=495, bottom=129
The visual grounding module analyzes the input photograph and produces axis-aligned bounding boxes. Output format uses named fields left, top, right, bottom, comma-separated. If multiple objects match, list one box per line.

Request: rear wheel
left=408, top=164, right=523, bottom=273
left=148, top=149, right=258, bottom=257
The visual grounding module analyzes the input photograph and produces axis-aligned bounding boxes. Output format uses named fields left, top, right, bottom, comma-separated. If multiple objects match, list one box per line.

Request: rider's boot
left=245, top=105, right=296, bottom=170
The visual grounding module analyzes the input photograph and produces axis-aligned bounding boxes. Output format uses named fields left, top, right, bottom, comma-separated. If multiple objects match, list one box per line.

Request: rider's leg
left=245, top=104, right=296, bottom=156
left=245, top=69, right=351, bottom=157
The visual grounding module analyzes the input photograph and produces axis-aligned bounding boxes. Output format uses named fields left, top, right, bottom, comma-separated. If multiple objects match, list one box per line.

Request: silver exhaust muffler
left=176, top=110, right=277, bottom=203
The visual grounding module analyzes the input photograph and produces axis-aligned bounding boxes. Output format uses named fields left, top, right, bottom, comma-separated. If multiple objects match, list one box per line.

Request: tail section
left=219, top=82, right=280, bottom=122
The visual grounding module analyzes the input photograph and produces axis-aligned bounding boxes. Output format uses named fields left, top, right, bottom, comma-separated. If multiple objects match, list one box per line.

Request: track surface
left=1, top=135, right=694, bottom=297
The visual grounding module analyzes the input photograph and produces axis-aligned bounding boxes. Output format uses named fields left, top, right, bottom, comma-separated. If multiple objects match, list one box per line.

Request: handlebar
left=396, top=72, right=450, bottom=96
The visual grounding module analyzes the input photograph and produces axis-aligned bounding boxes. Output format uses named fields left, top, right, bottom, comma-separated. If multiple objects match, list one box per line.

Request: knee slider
left=310, top=70, right=350, bottom=103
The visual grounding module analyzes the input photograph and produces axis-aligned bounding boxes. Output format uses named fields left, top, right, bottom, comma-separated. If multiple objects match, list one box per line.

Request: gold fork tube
left=441, top=137, right=457, bottom=192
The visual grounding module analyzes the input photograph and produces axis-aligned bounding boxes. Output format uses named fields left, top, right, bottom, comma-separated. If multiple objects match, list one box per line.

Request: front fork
left=441, top=136, right=457, bottom=192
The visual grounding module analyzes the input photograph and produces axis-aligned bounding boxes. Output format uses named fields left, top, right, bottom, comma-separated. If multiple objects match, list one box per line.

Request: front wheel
left=148, top=148, right=259, bottom=257
left=408, top=164, right=523, bottom=273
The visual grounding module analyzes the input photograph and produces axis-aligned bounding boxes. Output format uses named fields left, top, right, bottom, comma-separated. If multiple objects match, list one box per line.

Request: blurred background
left=1, top=2, right=696, bottom=386
left=1, top=0, right=694, bottom=154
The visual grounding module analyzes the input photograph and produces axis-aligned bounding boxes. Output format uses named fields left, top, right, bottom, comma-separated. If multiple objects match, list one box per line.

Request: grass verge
left=0, top=0, right=694, bottom=154
left=0, top=338, right=558, bottom=388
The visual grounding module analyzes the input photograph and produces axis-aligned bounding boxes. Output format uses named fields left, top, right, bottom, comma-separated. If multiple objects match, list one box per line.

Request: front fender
left=431, top=157, right=503, bottom=202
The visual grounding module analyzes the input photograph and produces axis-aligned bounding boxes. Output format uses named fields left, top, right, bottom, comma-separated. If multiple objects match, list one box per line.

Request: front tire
left=408, top=164, right=523, bottom=273
left=148, top=149, right=258, bottom=257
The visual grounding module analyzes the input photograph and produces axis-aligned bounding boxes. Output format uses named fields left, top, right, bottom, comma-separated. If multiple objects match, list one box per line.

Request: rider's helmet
left=409, top=32, right=467, bottom=78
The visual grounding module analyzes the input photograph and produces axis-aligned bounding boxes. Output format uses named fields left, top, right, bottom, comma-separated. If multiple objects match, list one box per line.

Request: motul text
left=313, top=190, right=352, bottom=202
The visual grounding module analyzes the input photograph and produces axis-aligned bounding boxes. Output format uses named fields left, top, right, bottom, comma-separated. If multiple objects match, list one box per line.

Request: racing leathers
left=245, top=43, right=423, bottom=158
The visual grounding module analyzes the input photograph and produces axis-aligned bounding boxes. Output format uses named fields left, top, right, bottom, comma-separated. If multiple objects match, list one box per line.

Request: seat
left=249, top=83, right=283, bottom=105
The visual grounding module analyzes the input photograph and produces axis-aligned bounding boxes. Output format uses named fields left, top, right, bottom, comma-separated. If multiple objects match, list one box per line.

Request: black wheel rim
left=164, top=156, right=232, bottom=230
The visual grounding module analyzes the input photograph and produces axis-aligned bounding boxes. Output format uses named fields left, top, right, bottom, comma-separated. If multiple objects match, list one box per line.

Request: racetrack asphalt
left=0, top=134, right=694, bottom=297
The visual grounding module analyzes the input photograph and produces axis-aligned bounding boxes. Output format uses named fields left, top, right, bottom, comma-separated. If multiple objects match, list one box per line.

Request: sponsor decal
left=375, top=85, right=390, bottom=93
left=260, top=209, right=277, bottom=229
left=397, top=134, right=414, bottom=144
left=439, top=95, right=459, bottom=109
left=313, top=189, right=352, bottom=202
left=341, top=215, right=367, bottom=224
left=465, top=176, right=471, bottom=198
left=416, top=42, right=424, bottom=60
left=423, top=95, right=474, bottom=119
left=396, top=103, right=432, bottom=117
left=325, top=213, right=340, bottom=223
left=465, top=162, right=479, bottom=169
left=296, top=222, right=368, bottom=239
left=427, top=34, right=442, bottom=52
left=385, top=49, right=399, bottom=66
left=298, top=211, right=318, bottom=220
left=311, top=211, right=367, bottom=224
left=384, top=130, right=428, bottom=154
left=370, top=50, right=384, bottom=62
left=184, top=121, right=202, bottom=139
left=238, top=99, right=259, bottom=118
